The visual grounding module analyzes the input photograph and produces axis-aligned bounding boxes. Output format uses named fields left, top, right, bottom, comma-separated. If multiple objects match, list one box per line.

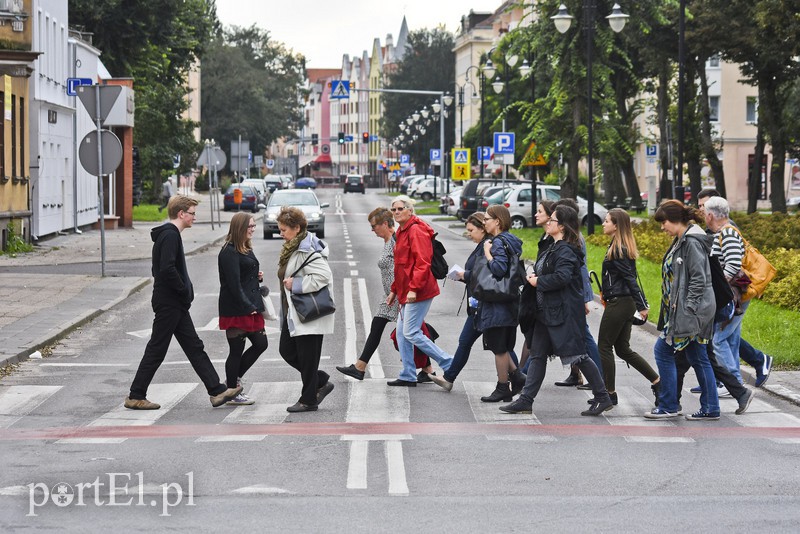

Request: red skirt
left=219, top=314, right=265, bottom=332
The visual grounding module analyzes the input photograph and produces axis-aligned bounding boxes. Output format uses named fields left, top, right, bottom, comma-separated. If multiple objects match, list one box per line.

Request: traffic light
left=311, top=133, right=318, bottom=145
left=338, top=132, right=345, bottom=145
left=362, top=132, right=369, bottom=144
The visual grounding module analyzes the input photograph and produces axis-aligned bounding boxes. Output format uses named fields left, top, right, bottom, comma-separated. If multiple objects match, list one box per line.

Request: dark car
left=295, top=177, right=317, bottom=189
left=457, top=178, right=526, bottom=220
left=264, top=175, right=283, bottom=193
left=344, top=174, right=365, bottom=194
left=223, top=184, right=260, bottom=212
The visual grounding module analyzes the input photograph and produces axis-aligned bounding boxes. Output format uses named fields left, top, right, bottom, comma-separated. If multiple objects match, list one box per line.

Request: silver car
left=504, top=184, right=608, bottom=229
left=262, top=190, right=329, bottom=239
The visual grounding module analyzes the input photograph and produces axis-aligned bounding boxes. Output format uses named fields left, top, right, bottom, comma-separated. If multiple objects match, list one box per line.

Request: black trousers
left=225, top=329, right=268, bottom=388
left=359, top=316, right=390, bottom=363
left=675, top=339, right=747, bottom=402
left=279, top=321, right=329, bottom=405
left=129, top=304, right=225, bottom=400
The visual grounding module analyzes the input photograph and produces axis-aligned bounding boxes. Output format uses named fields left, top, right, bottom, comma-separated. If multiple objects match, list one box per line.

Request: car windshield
left=268, top=191, right=319, bottom=207
left=265, top=177, right=281, bottom=183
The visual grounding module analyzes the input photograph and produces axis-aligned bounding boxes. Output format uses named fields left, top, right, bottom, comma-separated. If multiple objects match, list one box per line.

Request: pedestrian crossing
left=0, top=382, right=798, bottom=445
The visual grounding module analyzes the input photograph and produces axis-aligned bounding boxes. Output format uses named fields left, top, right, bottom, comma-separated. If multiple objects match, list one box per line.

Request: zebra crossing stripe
left=56, top=383, right=197, bottom=444
left=0, top=386, right=62, bottom=429
left=462, top=381, right=552, bottom=442
left=601, top=386, right=694, bottom=443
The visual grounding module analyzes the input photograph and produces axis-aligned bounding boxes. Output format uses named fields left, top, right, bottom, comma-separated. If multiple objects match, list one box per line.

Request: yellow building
left=0, top=0, right=40, bottom=249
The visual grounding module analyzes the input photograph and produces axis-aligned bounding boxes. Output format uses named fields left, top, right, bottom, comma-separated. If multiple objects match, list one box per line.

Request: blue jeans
left=713, top=300, right=748, bottom=383
left=586, top=323, right=601, bottom=373
left=740, top=338, right=766, bottom=374
left=654, top=337, right=719, bottom=414
left=396, top=300, right=453, bottom=382
left=444, top=314, right=519, bottom=383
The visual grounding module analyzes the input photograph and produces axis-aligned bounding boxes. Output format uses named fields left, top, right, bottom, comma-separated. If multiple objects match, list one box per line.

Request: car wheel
left=421, top=192, right=432, bottom=202
left=361, top=190, right=365, bottom=194
left=510, top=216, right=527, bottom=229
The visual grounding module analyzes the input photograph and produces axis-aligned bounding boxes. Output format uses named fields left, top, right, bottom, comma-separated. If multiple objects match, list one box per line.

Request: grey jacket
left=657, top=224, right=715, bottom=339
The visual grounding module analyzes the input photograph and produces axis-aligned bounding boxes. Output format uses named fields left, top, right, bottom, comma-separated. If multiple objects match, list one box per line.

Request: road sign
left=430, top=149, right=441, bottom=163
left=196, top=146, right=227, bottom=169
left=266, top=159, right=275, bottom=169
left=66, top=77, right=93, bottom=97
left=400, top=154, right=410, bottom=165
left=330, top=80, right=351, bottom=100
left=76, top=85, right=122, bottom=123
left=646, top=145, right=658, bottom=157
left=477, top=146, right=491, bottom=162
left=321, top=144, right=330, bottom=154
left=452, top=148, right=471, bottom=180
left=78, top=129, right=123, bottom=176
left=345, top=135, right=354, bottom=142
left=172, top=154, right=181, bottom=169
left=522, top=142, right=547, bottom=167
left=494, top=132, right=515, bottom=155
left=254, top=155, right=263, bottom=166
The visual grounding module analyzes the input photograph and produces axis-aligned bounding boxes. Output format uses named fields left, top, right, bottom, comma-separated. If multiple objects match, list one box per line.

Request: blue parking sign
left=494, top=133, right=515, bottom=155
left=400, top=154, right=410, bottom=165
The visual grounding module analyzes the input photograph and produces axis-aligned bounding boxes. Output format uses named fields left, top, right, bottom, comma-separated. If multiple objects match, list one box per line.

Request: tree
left=69, top=0, right=216, bottom=200
left=200, top=25, right=306, bottom=162
left=381, top=28, right=456, bottom=172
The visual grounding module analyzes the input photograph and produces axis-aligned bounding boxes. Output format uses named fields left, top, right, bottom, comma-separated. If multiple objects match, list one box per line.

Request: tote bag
left=289, top=253, right=336, bottom=323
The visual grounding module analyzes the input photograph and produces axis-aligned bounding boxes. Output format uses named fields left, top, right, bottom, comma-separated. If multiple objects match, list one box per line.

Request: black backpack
left=709, top=254, right=734, bottom=312
left=430, top=233, right=448, bottom=280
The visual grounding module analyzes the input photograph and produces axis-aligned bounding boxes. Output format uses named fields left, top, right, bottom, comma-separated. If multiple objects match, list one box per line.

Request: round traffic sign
left=321, top=144, right=330, bottom=154
left=78, top=129, right=123, bottom=176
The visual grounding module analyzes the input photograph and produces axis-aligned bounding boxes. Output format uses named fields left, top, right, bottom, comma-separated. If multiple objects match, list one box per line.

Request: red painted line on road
left=0, top=422, right=798, bottom=441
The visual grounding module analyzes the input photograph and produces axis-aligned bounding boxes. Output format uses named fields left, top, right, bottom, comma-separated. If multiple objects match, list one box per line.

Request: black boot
left=481, top=382, right=512, bottom=403
left=651, top=382, right=660, bottom=407
left=510, top=369, right=527, bottom=396
left=554, top=368, right=582, bottom=387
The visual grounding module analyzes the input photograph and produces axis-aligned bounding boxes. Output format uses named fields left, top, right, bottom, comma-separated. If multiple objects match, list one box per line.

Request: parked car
left=223, top=184, right=260, bottom=213
left=412, top=178, right=453, bottom=202
left=262, top=189, right=329, bottom=239
left=264, top=175, right=284, bottom=193
left=405, top=175, right=433, bottom=197
left=343, top=174, right=365, bottom=194
left=241, top=179, right=267, bottom=204
left=400, top=174, right=434, bottom=194
left=456, top=178, right=527, bottom=220
left=479, top=186, right=515, bottom=210
left=295, top=177, right=317, bottom=189
left=279, top=175, right=294, bottom=189
left=502, top=183, right=608, bottom=229
left=439, top=186, right=463, bottom=215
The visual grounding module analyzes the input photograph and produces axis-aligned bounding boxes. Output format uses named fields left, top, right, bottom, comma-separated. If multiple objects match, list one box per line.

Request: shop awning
left=315, top=154, right=332, bottom=164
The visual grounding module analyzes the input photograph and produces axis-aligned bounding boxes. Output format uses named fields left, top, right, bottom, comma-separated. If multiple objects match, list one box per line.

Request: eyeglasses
left=184, top=211, right=196, bottom=217
left=390, top=207, right=406, bottom=212
left=247, top=224, right=257, bottom=229
left=484, top=216, right=495, bottom=221
left=548, top=218, right=559, bottom=224
left=370, top=223, right=381, bottom=229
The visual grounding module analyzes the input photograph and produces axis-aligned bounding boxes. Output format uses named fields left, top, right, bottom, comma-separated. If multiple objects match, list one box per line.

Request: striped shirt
left=711, top=225, right=744, bottom=279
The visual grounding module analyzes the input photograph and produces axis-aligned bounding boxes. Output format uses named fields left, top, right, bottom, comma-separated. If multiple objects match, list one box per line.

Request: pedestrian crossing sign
left=330, top=80, right=351, bottom=100
left=452, top=148, right=471, bottom=180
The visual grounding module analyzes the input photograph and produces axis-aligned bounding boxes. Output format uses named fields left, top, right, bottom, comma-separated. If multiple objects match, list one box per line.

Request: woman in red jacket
left=386, top=196, right=453, bottom=386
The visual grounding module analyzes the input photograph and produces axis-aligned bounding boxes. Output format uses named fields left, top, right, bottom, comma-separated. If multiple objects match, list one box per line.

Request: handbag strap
left=290, top=252, right=321, bottom=278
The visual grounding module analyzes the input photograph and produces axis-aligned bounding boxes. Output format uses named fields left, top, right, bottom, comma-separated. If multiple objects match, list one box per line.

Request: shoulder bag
left=289, top=253, right=336, bottom=323
left=720, top=225, right=777, bottom=301
left=471, top=236, right=525, bottom=303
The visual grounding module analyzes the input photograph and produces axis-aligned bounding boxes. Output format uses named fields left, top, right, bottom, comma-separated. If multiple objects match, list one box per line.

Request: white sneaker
left=226, top=392, right=254, bottom=406
left=717, top=386, right=732, bottom=398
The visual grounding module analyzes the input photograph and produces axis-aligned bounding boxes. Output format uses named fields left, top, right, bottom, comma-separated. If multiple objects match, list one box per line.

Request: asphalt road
left=1, top=189, right=799, bottom=532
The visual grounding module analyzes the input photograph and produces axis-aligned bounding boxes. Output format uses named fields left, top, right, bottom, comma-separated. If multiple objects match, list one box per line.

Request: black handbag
left=289, top=253, right=336, bottom=323
left=471, top=237, right=525, bottom=303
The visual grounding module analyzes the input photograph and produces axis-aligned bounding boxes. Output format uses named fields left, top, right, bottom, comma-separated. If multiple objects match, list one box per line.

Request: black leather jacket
left=601, top=248, right=648, bottom=312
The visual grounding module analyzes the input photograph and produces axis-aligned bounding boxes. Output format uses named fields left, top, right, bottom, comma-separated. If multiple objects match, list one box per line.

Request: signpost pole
left=94, top=87, right=107, bottom=277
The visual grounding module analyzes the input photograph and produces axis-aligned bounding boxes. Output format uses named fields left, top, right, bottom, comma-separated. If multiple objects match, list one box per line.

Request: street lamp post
left=488, top=52, right=519, bottom=191
left=552, top=2, right=628, bottom=235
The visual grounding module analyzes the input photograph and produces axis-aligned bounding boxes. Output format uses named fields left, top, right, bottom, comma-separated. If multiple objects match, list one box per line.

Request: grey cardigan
left=657, top=224, right=716, bottom=340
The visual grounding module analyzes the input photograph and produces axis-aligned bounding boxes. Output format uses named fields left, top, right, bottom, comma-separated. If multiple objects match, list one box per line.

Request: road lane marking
left=357, top=278, right=384, bottom=379
left=597, top=386, right=693, bottom=443
left=343, top=278, right=357, bottom=366
left=0, top=386, right=62, bottom=429
left=724, top=395, right=800, bottom=443
left=462, top=381, right=554, bottom=442
left=56, top=383, right=197, bottom=444
left=346, top=440, right=368, bottom=489
left=386, top=440, right=409, bottom=495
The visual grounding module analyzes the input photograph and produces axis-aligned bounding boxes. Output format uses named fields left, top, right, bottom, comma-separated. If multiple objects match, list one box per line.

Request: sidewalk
left=1, top=196, right=799, bottom=409
left=0, top=194, right=247, bottom=367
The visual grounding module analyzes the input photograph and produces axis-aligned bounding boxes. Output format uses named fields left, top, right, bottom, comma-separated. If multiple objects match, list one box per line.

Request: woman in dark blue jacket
left=218, top=212, right=268, bottom=405
left=501, top=205, right=613, bottom=416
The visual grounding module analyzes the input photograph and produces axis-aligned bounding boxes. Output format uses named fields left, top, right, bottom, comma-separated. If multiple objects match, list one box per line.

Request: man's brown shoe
left=124, top=397, right=160, bottom=410
left=210, top=386, right=242, bottom=407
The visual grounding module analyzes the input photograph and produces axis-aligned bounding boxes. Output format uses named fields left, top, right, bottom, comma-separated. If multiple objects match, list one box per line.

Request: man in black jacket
left=124, top=195, right=241, bottom=410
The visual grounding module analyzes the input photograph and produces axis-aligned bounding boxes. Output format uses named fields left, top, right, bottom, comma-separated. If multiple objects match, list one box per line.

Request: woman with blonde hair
left=218, top=212, right=268, bottom=405
left=596, top=208, right=659, bottom=406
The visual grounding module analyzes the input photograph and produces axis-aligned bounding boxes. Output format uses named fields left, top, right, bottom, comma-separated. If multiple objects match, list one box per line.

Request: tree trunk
left=622, top=160, right=643, bottom=210
left=759, top=76, right=788, bottom=213
left=684, top=56, right=703, bottom=205
left=563, top=97, right=582, bottom=199
left=696, top=64, right=726, bottom=197
left=749, top=126, right=765, bottom=214
left=657, top=66, right=672, bottom=200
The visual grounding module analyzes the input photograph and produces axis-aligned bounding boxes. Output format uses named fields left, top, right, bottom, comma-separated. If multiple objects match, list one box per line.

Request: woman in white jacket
left=277, top=207, right=335, bottom=412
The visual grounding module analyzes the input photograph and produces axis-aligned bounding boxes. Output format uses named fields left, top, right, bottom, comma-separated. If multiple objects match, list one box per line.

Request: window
left=709, top=96, right=720, bottom=122
left=708, top=54, right=721, bottom=68
left=518, top=188, right=532, bottom=202
left=746, top=96, right=758, bottom=124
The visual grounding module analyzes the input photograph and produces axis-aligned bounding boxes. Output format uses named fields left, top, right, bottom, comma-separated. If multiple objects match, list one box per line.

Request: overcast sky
left=215, top=0, right=503, bottom=68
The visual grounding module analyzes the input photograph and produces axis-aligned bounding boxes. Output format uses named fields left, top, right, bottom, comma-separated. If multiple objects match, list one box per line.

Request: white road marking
left=357, top=277, right=384, bottom=379
left=56, top=383, right=197, bottom=444
left=343, top=278, right=357, bottom=366
left=0, top=385, right=62, bottom=429
left=462, top=381, right=552, bottom=442
left=350, top=270, right=359, bottom=276
left=724, top=395, right=800, bottom=443
left=385, top=440, right=409, bottom=495
left=346, top=440, right=369, bottom=489
left=229, top=485, right=292, bottom=495
left=38, top=363, right=129, bottom=367
left=595, top=386, right=694, bottom=443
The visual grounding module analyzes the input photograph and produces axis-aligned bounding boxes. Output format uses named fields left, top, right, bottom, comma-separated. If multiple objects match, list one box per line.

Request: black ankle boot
left=481, top=381, right=512, bottom=402
left=651, top=382, right=660, bottom=407
left=510, top=369, right=526, bottom=396
left=555, top=369, right=582, bottom=387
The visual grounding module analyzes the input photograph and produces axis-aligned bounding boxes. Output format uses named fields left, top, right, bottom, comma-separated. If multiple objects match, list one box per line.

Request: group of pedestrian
left=124, top=189, right=769, bottom=421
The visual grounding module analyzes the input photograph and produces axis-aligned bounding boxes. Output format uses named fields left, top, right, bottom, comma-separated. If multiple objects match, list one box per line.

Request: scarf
left=277, top=229, right=308, bottom=282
